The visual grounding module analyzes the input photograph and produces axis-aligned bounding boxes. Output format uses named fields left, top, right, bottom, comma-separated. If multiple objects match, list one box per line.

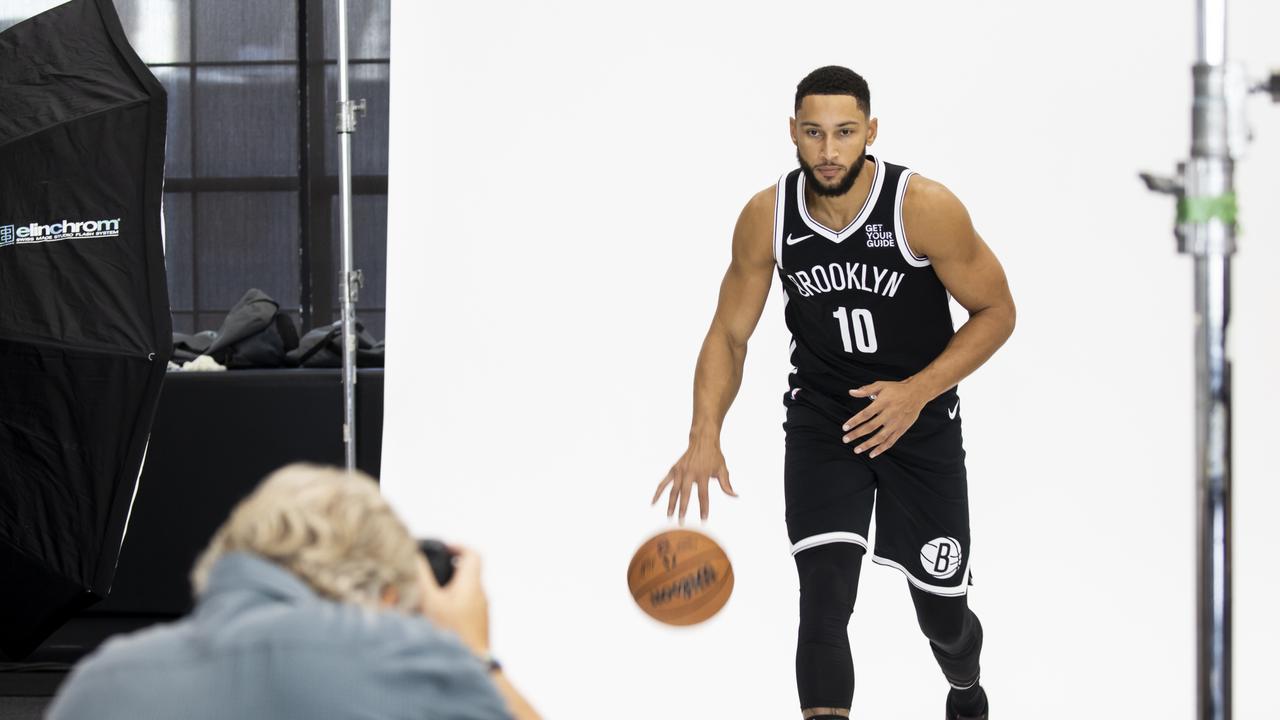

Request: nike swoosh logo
left=948, top=401, right=960, bottom=420
left=785, top=233, right=814, bottom=245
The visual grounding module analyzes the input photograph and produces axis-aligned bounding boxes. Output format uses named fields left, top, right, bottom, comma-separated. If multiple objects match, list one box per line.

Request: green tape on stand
left=1178, top=193, right=1238, bottom=225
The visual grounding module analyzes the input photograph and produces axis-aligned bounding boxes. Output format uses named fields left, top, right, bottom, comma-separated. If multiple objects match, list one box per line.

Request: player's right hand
left=651, top=439, right=738, bottom=524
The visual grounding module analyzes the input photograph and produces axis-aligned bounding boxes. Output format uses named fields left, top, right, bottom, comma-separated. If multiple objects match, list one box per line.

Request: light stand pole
left=335, top=0, right=366, bottom=471
left=1141, top=2, right=1278, bottom=718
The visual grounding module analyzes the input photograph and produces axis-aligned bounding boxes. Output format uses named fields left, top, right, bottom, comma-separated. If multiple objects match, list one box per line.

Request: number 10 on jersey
left=832, top=306, right=878, bottom=354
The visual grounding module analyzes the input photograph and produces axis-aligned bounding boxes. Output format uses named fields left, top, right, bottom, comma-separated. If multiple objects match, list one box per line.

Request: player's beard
left=797, top=146, right=867, bottom=198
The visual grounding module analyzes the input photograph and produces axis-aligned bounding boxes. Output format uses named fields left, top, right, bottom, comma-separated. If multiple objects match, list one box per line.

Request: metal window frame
left=155, top=0, right=388, bottom=334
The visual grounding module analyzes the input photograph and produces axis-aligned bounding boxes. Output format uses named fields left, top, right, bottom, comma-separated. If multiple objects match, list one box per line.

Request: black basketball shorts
left=781, top=387, right=974, bottom=597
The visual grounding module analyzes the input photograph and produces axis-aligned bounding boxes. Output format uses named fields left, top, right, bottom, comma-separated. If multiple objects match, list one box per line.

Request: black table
left=98, top=367, right=385, bottom=614
left=17, top=368, right=385, bottom=671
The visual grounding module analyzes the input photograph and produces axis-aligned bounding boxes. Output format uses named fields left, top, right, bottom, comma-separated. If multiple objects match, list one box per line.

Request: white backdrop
left=383, top=2, right=1279, bottom=718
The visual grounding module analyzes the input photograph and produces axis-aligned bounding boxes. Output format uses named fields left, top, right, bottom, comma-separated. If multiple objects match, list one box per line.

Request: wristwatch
left=478, top=651, right=502, bottom=673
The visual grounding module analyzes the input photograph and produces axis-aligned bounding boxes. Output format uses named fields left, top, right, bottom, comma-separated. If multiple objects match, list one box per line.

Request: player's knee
left=914, top=598, right=972, bottom=650
left=920, top=617, right=966, bottom=649
left=795, top=542, right=864, bottom=605
left=794, top=542, right=864, bottom=639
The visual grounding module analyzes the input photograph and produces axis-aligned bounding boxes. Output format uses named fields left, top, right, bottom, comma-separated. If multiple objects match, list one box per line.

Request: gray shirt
left=47, top=552, right=512, bottom=720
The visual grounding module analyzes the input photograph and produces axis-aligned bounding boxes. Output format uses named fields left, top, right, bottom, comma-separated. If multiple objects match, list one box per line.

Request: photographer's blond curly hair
left=191, top=463, right=422, bottom=613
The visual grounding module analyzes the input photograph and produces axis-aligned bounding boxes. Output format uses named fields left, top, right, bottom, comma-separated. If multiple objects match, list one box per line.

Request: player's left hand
left=843, top=380, right=930, bottom=458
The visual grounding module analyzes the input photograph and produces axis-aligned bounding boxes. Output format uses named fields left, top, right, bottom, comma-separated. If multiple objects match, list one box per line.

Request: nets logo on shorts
left=920, top=537, right=962, bottom=579
left=0, top=225, right=13, bottom=248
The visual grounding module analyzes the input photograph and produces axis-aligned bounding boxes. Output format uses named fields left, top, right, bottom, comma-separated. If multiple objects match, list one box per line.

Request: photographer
left=47, top=463, right=541, bottom=720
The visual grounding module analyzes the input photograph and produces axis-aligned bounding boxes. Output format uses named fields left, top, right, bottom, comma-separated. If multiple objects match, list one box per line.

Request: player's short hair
left=190, top=463, right=423, bottom=613
left=795, top=66, right=871, bottom=117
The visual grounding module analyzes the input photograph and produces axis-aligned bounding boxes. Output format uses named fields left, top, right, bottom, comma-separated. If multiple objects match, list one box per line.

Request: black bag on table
left=203, top=289, right=299, bottom=368
left=171, top=330, right=216, bottom=363
left=286, top=318, right=384, bottom=368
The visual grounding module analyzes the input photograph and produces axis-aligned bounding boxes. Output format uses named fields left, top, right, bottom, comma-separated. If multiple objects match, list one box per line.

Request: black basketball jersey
left=773, top=156, right=956, bottom=408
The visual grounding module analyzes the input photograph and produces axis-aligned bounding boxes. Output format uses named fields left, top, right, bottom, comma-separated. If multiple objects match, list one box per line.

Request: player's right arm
left=650, top=185, right=777, bottom=524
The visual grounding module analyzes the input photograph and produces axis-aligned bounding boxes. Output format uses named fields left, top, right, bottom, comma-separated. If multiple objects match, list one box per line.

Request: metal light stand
left=335, top=0, right=366, bottom=471
left=1141, top=2, right=1279, bottom=718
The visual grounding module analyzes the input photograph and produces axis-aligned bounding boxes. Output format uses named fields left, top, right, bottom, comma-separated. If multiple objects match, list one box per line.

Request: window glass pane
left=114, top=0, right=190, bottom=64
left=0, top=0, right=66, bottom=32
left=153, top=67, right=192, bottom=179
left=171, top=311, right=195, bottom=336
left=195, top=192, right=299, bottom=311
left=323, top=0, right=389, bottom=60
left=195, top=0, right=296, bottom=62
left=324, top=63, right=388, bottom=175
left=355, top=310, right=383, bottom=341
left=196, top=312, right=228, bottom=332
left=163, top=192, right=193, bottom=311
left=329, top=193, right=386, bottom=312
left=194, top=66, right=298, bottom=177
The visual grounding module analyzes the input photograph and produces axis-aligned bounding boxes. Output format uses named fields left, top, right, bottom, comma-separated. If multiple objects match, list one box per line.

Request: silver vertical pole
left=336, top=0, right=366, bottom=471
left=1189, top=3, right=1232, bottom=718
left=1143, top=1, right=1235, bottom=718
left=1145, top=6, right=1279, bottom=719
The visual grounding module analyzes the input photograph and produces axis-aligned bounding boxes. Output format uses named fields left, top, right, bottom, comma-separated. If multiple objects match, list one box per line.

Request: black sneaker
left=945, top=687, right=988, bottom=720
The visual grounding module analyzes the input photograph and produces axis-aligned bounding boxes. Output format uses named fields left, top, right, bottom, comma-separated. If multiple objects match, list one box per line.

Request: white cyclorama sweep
left=384, top=2, right=1279, bottom=718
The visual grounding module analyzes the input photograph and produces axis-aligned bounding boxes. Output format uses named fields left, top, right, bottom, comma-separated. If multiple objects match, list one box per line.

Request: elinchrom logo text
left=0, top=218, right=121, bottom=248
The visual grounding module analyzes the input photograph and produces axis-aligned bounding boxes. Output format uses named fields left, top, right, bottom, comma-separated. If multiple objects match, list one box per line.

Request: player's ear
left=867, top=116, right=878, bottom=145
left=789, top=116, right=798, bottom=145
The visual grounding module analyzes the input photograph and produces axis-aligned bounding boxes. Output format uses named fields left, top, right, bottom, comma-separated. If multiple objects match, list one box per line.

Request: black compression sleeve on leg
left=909, top=585, right=985, bottom=711
left=794, top=542, right=865, bottom=712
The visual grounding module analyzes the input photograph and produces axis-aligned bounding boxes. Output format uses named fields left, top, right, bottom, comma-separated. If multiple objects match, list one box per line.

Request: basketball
left=627, top=528, right=734, bottom=626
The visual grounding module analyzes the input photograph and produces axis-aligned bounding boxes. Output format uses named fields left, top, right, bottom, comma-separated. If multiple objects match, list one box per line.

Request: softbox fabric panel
left=0, top=0, right=170, bottom=658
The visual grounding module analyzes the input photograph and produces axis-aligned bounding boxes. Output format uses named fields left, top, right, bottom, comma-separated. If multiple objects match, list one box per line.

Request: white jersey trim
left=870, top=553, right=969, bottom=597
left=893, top=170, right=931, bottom=268
left=790, top=531, right=869, bottom=555
left=772, top=173, right=787, bottom=269
left=796, top=156, right=884, bottom=243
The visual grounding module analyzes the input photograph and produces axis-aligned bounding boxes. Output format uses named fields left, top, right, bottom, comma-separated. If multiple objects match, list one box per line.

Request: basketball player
left=651, top=66, right=1015, bottom=720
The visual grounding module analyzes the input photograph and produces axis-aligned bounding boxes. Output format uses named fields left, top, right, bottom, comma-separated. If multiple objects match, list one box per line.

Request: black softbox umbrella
left=0, top=0, right=170, bottom=658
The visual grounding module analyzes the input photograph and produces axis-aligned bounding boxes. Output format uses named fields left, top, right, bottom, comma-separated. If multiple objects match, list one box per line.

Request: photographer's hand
left=417, top=545, right=490, bottom=656
left=418, top=545, right=543, bottom=720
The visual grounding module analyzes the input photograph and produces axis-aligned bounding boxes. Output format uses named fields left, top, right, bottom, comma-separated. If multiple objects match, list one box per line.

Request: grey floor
left=0, top=697, right=51, bottom=720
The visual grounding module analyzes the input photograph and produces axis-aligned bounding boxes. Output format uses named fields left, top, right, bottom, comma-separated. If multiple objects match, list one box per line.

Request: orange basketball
left=627, top=528, right=734, bottom=626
